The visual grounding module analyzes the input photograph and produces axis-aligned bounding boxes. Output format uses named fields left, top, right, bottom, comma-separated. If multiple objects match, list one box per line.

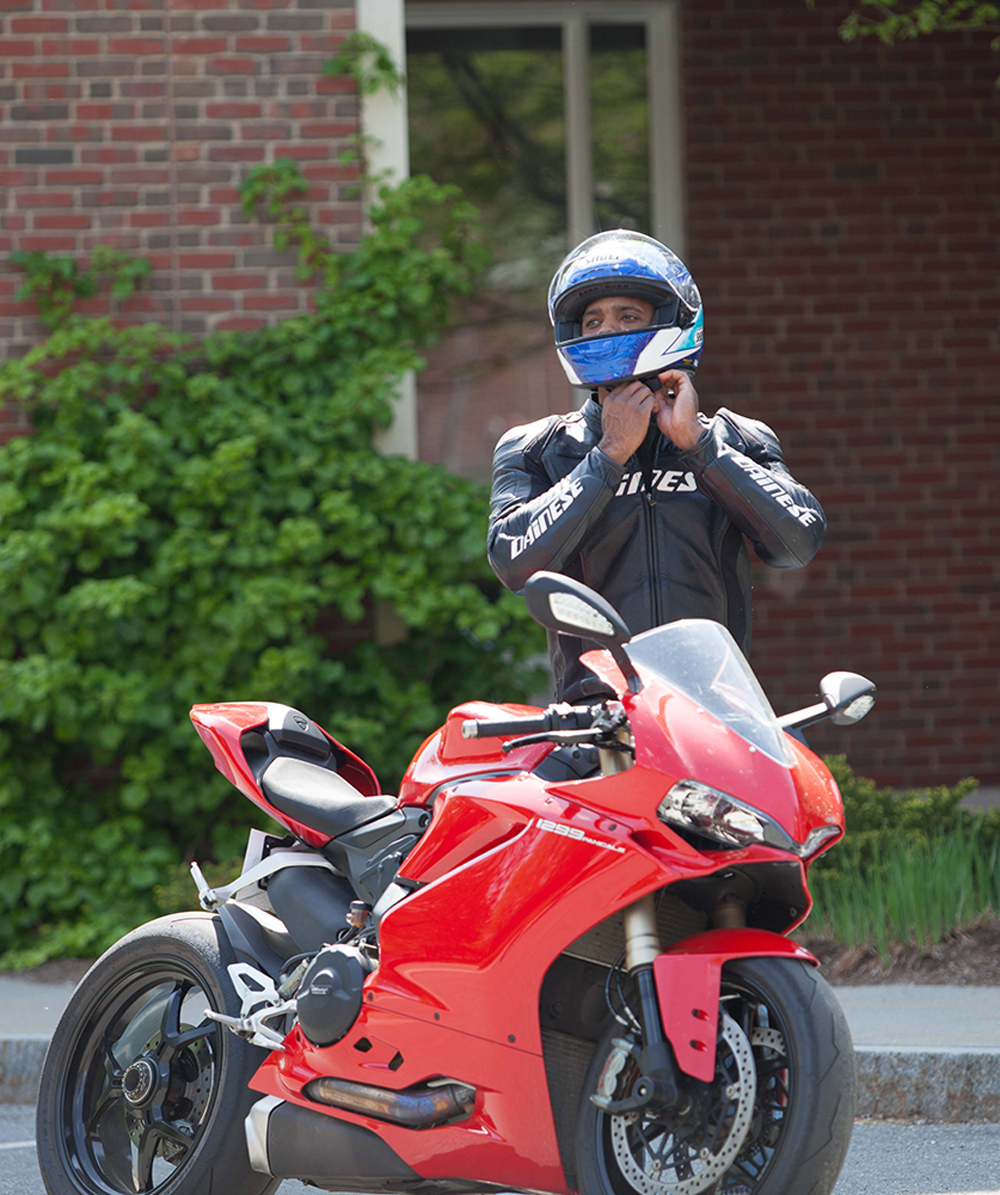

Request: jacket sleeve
left=678, top=409, right=826, bottom=568
left=487, top=422, right=626, bottom=594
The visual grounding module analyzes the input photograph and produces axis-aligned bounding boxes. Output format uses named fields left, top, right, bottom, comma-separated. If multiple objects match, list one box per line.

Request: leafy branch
left=837, top=0, right=1000, bottom=44
left=10, top=246, right=151, bottom=329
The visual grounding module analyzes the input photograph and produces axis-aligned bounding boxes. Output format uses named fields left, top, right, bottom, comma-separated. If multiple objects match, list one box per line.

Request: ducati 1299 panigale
left=36, top=571, right=875, bottom=1195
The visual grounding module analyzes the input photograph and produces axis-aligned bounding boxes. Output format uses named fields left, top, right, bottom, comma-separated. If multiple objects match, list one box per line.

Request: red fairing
left=189, top=702, right=381, bottom=849
left=581, top=647, right=845, bottom=853
left=397, top=701, right=555, bottom=807
left=653, top=930, right=818, bottom=1083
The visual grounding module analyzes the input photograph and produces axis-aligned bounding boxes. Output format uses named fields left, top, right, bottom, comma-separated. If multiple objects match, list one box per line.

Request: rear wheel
left=576, top=958, right=855, bottom=1195
left=36, top=913, right=280, bottom=1195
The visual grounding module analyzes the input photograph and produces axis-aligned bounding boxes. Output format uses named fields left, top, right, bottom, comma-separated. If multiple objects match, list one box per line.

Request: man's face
left=580, top=295, right=656, bottom=338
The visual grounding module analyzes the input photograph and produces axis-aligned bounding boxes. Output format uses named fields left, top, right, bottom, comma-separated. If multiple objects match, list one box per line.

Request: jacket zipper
left=642, top=480, right=662, bottom=627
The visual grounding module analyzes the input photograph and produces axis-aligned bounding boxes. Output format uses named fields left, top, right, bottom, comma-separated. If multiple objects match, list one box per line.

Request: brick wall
left=0, top=0, right=362, bottom=424
left=685, top=0, right=1000, bottom=785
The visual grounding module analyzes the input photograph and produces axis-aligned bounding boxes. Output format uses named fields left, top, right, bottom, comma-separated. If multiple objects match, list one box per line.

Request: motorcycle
left=36, top=570, right=874, bottom=1195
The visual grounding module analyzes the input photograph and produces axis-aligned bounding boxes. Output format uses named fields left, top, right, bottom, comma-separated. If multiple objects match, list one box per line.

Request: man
left=487, top=230, right=825, bottom=703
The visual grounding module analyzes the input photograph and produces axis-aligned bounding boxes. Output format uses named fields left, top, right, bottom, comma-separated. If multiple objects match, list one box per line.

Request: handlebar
left=461, top=704, right=595, bottom=741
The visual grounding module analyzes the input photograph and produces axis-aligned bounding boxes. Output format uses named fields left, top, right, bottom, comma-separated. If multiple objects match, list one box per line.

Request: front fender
left=653, top=929, right=817, bottom=1083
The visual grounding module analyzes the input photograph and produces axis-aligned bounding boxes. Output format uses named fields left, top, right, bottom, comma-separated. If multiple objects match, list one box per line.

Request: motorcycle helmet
left=547, top=230, right=703, bottom=388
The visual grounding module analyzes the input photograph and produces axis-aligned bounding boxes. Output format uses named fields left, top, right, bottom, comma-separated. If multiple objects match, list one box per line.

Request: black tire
left=35, top=912, right=281, bottom=1195
left=576, top=958, right=855, bottom=1195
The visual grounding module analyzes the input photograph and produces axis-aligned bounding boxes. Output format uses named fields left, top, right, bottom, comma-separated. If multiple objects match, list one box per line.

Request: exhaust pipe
left=245, top=1095, right=424, bottom=1181
left=305, top=1076, right=476, bottom=1127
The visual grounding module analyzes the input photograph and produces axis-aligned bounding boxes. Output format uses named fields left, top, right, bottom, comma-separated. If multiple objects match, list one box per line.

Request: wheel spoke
left=86, top=1080, right=124, bottom=1136
left=131, top=1124, right=160, bottom=1193
left=112, top=984, right=173, bottom=1070
left=164, top=1019, right=216, bottom=1054
left=90, top=1098, right=135, bottom=1192
left=102, top=1031, right=126, bottom=1083
left=148, top=1112, right=193, bottom=1150
left=160, top=981, right=190, bottom=1045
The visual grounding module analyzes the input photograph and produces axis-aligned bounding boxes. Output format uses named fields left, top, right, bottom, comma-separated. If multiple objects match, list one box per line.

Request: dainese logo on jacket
left=510, top=476, right=584, bottom=559
left=615, top=469, right=697, bottom=497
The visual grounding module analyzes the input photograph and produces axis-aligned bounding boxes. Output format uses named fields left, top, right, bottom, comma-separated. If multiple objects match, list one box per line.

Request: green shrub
left=807, top=825, right=1000, bottom=962
left=0, top=170, right=544, bottom=969
left=806, top=757, right=992, bottom=956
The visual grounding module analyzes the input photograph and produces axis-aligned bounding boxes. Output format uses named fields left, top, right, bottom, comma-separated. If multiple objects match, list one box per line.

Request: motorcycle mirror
left=819, top=671, right=877, bottom=726
left=523, top=572, right=642, bottom=694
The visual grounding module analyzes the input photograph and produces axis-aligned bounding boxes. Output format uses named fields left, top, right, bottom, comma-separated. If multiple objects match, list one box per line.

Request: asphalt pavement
left=4, top=1108, right=999, bottom=1195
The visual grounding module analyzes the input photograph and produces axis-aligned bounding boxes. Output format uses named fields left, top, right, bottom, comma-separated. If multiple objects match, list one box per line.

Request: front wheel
left=576, top=958, right=856, bottom=1195
left=36, top=912, right=280, bottom=1195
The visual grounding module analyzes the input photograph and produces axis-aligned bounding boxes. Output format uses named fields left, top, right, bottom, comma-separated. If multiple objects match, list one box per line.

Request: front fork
left=592, top=896, right=694, bottom=1115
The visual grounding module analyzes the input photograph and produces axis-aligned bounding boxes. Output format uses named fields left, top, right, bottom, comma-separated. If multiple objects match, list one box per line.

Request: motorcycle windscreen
left=623, top=620, right=793, bottom=767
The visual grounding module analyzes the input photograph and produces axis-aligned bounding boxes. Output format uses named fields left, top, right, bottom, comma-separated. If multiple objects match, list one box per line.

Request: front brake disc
left=609, top=1012, right=756, bottom=1195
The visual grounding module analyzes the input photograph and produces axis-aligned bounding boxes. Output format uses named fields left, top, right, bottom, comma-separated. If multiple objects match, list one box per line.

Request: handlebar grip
left=461, top=714, right=553, bottom=740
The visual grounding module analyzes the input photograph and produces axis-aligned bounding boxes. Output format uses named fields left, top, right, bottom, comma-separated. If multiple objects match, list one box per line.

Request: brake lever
left=501, top=728, right=603, bottom=753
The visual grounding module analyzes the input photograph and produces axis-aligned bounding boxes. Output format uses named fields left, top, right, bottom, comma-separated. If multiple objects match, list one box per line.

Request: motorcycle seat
left=260, top=756, right=397, bottom=840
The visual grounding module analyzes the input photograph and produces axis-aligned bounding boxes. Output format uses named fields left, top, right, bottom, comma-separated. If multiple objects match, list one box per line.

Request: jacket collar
left=583, top=395, right=603, bottom=435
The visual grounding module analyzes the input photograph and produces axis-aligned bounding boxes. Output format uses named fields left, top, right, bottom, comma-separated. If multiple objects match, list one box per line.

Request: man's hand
left=598, top=380, right=658, bottom=465
left=654, top=370, right=703, bottom=451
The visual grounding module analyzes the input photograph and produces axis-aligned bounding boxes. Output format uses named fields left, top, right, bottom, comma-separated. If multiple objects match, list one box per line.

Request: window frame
left=404, top=0, right=686, bottom=254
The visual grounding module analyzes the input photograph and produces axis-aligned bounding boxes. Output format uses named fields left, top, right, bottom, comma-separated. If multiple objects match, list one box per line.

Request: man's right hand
left=597, top=380, right=657, bottom=465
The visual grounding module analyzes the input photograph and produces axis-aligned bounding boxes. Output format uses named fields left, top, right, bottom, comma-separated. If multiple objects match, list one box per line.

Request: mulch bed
left=800, top=919, right=1000, bottom=986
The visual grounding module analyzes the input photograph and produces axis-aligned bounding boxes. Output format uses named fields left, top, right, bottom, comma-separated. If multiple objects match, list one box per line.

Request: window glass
left=590, top=26, right=649, bottom=233
left=406, top=21, right=652, bottom=481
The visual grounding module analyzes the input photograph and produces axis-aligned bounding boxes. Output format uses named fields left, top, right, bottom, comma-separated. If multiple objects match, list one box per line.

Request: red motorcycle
left=36, top=571, right=874, bottom=1195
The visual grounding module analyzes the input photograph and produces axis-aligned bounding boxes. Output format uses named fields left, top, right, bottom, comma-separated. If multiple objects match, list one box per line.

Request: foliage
left=323, top=30, right=406, bottom=97
left=837, top=0, right=999, bottom=46
left=322, top=32, right=407, bottom=181
left=0, top=157, right=543, bottom=969
left=821, top=754, right=985, bottom=867
left=805, top=757, right=993, bottom=958
left=10, top=246, right=151, bottom=329
left=810, top=0, right=1000, bottom=85
left=807, top=825, right=1000, bottom=962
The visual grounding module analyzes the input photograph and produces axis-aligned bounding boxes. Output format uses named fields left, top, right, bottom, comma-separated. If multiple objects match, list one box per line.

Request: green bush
left=807, top=825, right=1000, bottom=961
left=805, top=757, right=992, bottom=955
left=0, top=170, right=544, bottom=969
left=819, top=755, right=988, bottom=869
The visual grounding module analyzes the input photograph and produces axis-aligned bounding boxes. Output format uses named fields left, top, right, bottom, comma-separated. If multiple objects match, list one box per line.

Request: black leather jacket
left=488, top=397, right=826, bottom=702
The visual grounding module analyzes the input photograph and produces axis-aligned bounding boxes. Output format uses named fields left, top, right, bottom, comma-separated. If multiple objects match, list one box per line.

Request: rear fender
left=653, top=929, right=818, bottom=1083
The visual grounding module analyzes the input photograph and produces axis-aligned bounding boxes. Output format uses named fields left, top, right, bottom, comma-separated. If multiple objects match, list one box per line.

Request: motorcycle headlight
left=656, top=780, right=840, bottom=858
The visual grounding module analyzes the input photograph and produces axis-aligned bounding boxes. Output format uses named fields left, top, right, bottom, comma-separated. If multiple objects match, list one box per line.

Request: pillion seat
left=260, top=756, right=398, bottom=841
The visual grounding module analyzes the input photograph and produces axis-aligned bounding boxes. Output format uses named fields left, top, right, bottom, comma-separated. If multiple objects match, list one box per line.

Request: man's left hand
left=654, top=370, right=702, bottom=450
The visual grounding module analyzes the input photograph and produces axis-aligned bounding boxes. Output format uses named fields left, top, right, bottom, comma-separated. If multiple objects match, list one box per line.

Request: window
left=406, top=2, right=683, bottom=481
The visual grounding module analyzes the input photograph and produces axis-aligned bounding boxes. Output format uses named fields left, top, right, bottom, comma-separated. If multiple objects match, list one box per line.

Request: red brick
left=211, top=273, right=266, bottom=289
left=10, top=16, right=65, bottom=31
left=107, top=38, right=164, bottom=55
left=173, top=37, right=228, bottom=54
left=33, top=212, right=91, bottom=229
left=234, top=35, right=291, bottom=51
left=13, top=61, right=69, bottom=78
left=181, top=296, right=235, bottom=312
left=177, top=252, right=234, bottom=268
left=110, top=126, right=166, bottom=142
left=206, top=56, right=259, bottom=75
left=16, top=191, right=73, bottom=207
left=242, top=293, right=298, bottom=310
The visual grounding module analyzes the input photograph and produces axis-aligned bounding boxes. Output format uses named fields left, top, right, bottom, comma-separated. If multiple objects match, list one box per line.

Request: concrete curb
left=0, top=1036, right=50, bottom=1106
left=856, top=1046, right=1000, bottom=1122
left=4, top=1035, right=1000, bottom=1121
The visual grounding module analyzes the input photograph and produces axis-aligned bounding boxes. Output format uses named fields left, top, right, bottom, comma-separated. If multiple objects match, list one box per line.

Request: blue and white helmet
left=547, top=230, right=703, bottom=388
